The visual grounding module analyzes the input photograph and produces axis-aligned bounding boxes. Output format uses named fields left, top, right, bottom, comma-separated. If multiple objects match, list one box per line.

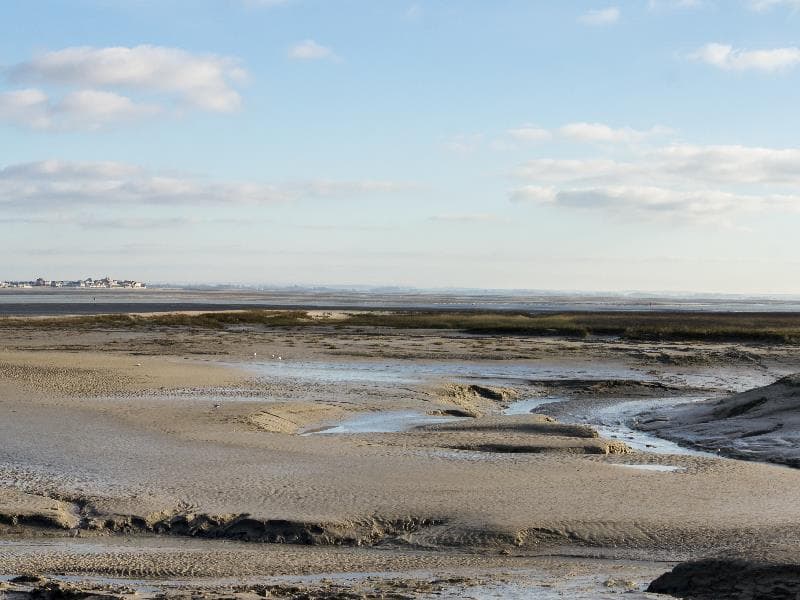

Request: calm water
left=3, top=288, right=800, bottom=315
left=307, top=411, right=457, bottom=434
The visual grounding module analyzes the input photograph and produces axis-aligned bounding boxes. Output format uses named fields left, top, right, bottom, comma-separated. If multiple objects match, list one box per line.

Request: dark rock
left=648, top=558, right=800, bottom=599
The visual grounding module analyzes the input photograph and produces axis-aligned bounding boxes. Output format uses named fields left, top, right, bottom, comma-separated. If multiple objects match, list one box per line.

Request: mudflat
left=2, top=310, right=800, bottom=598
left=637, top=374, right=800, bottom=467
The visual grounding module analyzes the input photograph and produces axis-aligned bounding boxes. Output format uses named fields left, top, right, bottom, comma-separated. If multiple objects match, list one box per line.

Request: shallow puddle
left=306, top=410, right=459, bottom=434
left=588, top=397, right=719, bottom=457
left=502, top=395, right=718, bottom=457
left=611, top=464, right=685, bottom=473
left=503, top=396, right=564, bottom=415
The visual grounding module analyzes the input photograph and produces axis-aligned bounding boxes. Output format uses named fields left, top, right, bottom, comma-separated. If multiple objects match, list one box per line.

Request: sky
left=2, top=0, right=800, bottom=293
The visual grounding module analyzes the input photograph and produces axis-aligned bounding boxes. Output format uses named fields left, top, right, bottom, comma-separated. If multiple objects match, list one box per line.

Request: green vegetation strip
left=3, top=309, right=800, bottom=344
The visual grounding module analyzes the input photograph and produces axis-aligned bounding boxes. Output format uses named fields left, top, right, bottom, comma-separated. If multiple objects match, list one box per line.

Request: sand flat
left=2, top=319, right=800, bottom=597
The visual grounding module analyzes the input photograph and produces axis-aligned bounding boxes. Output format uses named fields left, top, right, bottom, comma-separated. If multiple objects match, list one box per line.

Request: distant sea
left=2, top=287, right=800, bottom=316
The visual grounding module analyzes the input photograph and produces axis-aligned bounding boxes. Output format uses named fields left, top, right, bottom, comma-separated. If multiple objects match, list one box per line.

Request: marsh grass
left=3, top=309, right=800, bottom=344
left=0, top=310, right=312, bottom=330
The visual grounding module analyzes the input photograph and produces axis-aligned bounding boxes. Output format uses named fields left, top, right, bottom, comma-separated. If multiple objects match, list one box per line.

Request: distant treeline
left=4, top=309, right=800, bottom=344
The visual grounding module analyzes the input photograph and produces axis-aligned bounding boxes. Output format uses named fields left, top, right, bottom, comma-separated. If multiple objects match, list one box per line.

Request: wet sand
left=2, top=317, right=800, bottom=597
left=637, top=374, right=800, bottom=467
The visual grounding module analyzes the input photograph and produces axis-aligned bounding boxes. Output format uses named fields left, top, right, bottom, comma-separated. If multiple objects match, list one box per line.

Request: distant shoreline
left=3, top=287, right=800, bottom=316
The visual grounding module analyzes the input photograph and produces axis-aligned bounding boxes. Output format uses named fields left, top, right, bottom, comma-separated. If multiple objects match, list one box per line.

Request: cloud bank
left=578, top=7, right=620, bottom=26
left=1, top=45, right=247, bottom=130
left=10, top=45, right=247, bottom=111
left=288, top=40, right=337, bottom=61
left=0, top=88, right=161, bottom=131
left=510, top=144, right=800, bottom=223
left=0, top=160, right=411, bottom=212
left=691, top=43, right=800, bottom=72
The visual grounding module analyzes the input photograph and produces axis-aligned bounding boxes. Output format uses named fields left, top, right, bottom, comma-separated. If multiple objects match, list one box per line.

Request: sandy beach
left=2, top=311, right=800, bottom=598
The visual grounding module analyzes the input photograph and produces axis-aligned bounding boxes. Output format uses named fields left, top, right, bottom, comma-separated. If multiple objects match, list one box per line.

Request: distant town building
left=0, top=276, right=146, bottom=289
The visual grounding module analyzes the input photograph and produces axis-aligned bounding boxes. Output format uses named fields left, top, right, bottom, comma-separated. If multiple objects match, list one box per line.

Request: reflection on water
left=306, top=411, right=458, bottom=434
left=587, top=397, right=719, bottom=457
left=501, top=395, right=716, bottom=457
left=503, top=396, right=564, bottom=415
left=612, top=464, right=685, bottom=473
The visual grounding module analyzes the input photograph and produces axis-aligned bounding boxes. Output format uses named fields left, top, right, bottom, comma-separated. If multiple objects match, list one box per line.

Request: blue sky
left=2, top=0, right=800, bottom=292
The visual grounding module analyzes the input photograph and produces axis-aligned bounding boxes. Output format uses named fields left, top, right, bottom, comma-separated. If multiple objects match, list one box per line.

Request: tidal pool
left=306, top=410, right=459, bottom=434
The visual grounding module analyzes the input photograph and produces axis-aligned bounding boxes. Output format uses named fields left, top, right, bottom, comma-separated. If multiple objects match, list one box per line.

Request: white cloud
left=652, top=144, right=800, bottom=184
left=507, top=125, right=552, bottom=142
left=559, top=122, right=670, bottom=143
left=516, top=144, right=800, bottom=186
left=690, top=42, right=800, bottom=72
left=297, top=179, right=415, bottom=197
left=9, top=45, right=246, bottom=112
left=512, top=184, right=799, bottom=224
left=514, top=158, right=629, bottom=183
left=648, top=0, right=703, bottom=9
left=58, top=90, right=160, bottom=125
left=748, top=0, right=800, bottom=11
left=288, top=40, right=337, bottom=61
left=406, top=3, right=423, bottom=19
left=0, top=88, right=160, bottom=131
left=578, top=7, right=620, bottom=26
left=0, top=89, right=51, bottom=129
left=509, top=186, right=556, bottom=204
left=510, top=143, right=800, bottom=222
left=429, top=213, right=505, bottom=223
left=0, top=160, right=411, bottom=211
left=451, top=122, right=666, bottom=153
left=243, top=0, right=292, bottom=6
left=443, top=133, right=484, bottom=154
left=0, top=213, right=267, bottom=229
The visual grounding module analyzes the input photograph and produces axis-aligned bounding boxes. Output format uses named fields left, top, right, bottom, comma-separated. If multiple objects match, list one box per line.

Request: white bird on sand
left=135, top=363, right=142, bottom=367
left=253, top=352, right=257, bottom=357
left=213, top=403, right=221, bottom=409
left=271, top=354, right=275, bottom=359
left=278, top=356, right=282, bottom=361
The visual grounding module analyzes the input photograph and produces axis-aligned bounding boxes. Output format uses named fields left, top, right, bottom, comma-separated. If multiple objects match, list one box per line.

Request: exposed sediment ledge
left=526, top=378, right=688, bottom=397
left=398, top=414, right=630, bottom=455
left=0, top=490, right=451, bottom=547
left=432, top=382, right=519, bottom=417
left=246, top=402, right=349, bottom=434
left=0, top=490, right=79, bottom=530
left=648, top=557, right=800, bottom=599
left=637, top=374, right=800, bottom=467
left=110, top=513, right=449, bottom=546
left=0, top=573, right=485, bottom=600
